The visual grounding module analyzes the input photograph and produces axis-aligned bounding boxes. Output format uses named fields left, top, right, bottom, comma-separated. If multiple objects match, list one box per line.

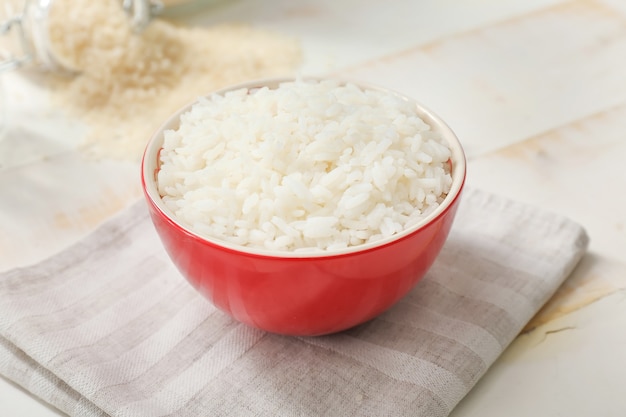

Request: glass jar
left=0, top=0, right=215, bottom=140
left=0, top=0, right=168, bottom=74
left=0, top=0, right=216, bottom=139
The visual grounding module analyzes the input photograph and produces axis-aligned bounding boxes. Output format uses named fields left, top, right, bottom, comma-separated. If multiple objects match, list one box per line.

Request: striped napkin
left=0, top=188, right=588, bottom=417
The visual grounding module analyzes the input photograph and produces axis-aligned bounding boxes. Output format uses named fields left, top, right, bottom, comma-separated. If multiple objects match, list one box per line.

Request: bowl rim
left=141, top=76, right=467, bottom=259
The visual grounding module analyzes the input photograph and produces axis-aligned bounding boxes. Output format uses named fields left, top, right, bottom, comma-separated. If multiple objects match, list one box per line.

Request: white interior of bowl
left=142, top=77, right=467, bottom=258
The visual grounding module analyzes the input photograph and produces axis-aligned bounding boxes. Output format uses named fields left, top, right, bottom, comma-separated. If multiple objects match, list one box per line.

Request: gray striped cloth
left=0, top=188, right=588, bottom=417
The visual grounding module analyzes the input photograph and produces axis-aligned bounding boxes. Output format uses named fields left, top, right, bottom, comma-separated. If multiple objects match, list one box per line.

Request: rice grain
left=158, top=79, right=453, bottom=252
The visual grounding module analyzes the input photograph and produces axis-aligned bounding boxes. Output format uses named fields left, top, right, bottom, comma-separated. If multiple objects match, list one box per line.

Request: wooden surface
left=1, top=0, right=625, bottom=415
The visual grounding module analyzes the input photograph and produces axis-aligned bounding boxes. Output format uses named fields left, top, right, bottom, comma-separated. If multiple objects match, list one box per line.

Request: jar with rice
left=0, top=0, right=220, bottom=141
left=0, top=0, right=216, bottom=73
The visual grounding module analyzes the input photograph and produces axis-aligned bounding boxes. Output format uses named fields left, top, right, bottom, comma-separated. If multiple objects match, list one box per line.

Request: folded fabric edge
left=0, top=200, right=148, bottom=417
left=447, top=218, right=590, bottom=414
left=1, top=197, right=146, bottom=278
left=0, top=188, right=592, bottom=417
left=0, top=335, right=108, bottom=417
left=462, top=186, right=591, bottom=244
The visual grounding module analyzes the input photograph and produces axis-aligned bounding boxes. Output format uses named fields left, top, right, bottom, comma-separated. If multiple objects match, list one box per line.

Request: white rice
left=157, top=79, right=453, bottom=252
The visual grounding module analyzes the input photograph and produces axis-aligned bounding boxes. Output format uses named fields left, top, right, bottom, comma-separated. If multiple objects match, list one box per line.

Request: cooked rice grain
left=157, top=79, right=453, bottom=252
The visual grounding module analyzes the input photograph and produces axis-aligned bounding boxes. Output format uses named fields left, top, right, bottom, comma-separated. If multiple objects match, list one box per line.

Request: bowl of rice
left=141, top=77, right=466, bottom=336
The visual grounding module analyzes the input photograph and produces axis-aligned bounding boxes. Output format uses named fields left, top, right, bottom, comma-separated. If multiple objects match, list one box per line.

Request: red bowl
left=141, top=78, right=466, bottom=336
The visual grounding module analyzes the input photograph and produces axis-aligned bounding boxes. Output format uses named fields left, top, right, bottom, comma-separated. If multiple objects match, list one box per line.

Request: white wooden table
left=2, top=0, right=625, bottom=415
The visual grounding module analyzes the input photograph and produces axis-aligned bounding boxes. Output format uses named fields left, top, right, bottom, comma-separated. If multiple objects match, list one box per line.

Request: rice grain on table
left=42, top=0, right=301, bottom=160
left=157, top=79, right=453, bottom=252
